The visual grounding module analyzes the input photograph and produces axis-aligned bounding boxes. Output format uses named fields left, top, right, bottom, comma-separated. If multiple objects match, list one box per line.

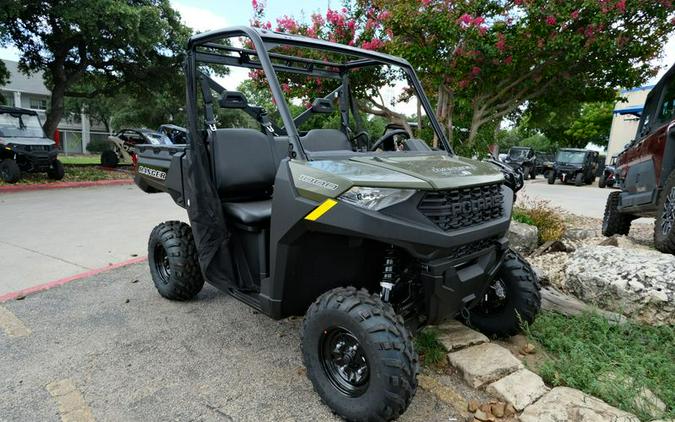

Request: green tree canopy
left=0, top=0, right=190, bottom=136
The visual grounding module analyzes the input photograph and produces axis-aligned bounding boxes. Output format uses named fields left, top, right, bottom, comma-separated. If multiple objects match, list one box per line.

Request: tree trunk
left=445, top=91, right=454, bottom=149
left=467, top=109, right=483, bottom=148
left=43, top=82, right=66, bottom=139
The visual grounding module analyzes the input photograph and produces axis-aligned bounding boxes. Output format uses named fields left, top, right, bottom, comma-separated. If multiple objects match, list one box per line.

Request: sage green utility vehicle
left=134, top=27, right=540, bottom=421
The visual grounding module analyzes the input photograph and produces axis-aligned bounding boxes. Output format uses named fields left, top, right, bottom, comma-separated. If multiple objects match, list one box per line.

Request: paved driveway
left=0, top=185, right=186, bottom=295
left=0, top=263, right=458, bottom=421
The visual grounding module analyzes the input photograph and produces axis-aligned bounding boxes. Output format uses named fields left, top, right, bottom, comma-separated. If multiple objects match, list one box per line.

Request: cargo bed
left=134, top=144, right=188, bottom=207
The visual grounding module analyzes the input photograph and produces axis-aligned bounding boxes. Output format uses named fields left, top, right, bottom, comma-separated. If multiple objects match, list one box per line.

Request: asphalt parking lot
left=0, top=262, right=460, bottom=422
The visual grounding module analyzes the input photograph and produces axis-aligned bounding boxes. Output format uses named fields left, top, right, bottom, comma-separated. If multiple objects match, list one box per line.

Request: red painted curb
left=0, top=178, right=134, bottom=194
left=0, top=256, right=148, bottom=303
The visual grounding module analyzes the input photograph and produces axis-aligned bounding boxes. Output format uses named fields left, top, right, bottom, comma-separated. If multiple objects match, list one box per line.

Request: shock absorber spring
left=380, top=246, right=397, bottom=302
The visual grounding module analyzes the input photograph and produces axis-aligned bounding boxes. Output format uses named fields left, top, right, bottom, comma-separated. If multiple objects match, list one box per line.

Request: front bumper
left=11, top=145, right=57, bottom=172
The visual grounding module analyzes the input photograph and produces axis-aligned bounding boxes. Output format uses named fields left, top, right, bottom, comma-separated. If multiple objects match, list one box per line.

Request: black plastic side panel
left=135, top=144, right=188, bottom=208
left=661, top=125, right=675, bottom=185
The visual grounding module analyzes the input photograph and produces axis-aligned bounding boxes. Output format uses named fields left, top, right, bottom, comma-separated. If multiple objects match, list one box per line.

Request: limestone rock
left=508, top=220, right=538, bottom=254
left=486, top=368, right=549, bottom=411
left=436, top=320, right=489, bottom=352
left=447, top=343, right=523, bottom=388
left=565, top=246, right=675, bottom=325
left=520, top=387, right=639, bottom=422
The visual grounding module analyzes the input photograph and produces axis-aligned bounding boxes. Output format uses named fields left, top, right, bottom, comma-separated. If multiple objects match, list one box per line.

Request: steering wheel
left=351, top=130, right=370, bottom=148
left=369, top=129, right=409, bottom=152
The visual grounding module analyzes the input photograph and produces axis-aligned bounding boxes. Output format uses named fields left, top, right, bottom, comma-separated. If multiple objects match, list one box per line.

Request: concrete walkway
left=0, top=185, right=186, bottom=295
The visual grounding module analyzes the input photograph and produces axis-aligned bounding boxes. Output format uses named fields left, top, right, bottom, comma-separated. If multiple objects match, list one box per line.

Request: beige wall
left=606, top=86, right=653, bottom=163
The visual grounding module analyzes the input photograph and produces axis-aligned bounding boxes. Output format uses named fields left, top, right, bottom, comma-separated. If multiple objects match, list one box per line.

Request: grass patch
left=59, top=154, right=101, bottom=165
left=524, top=311, right=674, bottom=420
left=415, top=327, right=447, bottom=368
left=513, top=198, right=565, bottom=244
left=0, top=165, right=131, bottom=186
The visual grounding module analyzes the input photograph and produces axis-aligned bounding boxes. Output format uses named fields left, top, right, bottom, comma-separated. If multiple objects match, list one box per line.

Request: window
left=657, top=80, right=675, bottom=124
left=1, top=92, right=14, bottom=107
left=29, top=97, right=48, bottom=110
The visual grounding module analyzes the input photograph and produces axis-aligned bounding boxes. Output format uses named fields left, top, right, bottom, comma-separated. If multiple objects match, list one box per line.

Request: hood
left=349, top=154, right=504, bottom=190
left=0, top=136, right=54, bottom=146
left=289, top=153, right=505, bottom=200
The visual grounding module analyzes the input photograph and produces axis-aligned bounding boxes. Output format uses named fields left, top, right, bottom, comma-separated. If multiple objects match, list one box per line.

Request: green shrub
left=414, top=328, right=447, bottom=367
left=85, top=138, right=111, bottom=153
left=513, top=198, right=565, bottom=244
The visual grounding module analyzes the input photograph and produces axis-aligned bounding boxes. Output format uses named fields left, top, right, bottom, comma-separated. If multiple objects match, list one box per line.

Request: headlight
left=339, top=187, right=416, bottom=211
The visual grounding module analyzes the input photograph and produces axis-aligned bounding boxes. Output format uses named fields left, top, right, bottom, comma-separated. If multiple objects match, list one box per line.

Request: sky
left=0, top=0, right=673, bottom=86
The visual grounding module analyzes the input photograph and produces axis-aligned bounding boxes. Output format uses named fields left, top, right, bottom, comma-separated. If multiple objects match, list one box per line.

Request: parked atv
left=0, top=106, right=64, bottom=183
left=598, top=156, right=619, bottom=189
left=157, top=124, right=188, bottom=144
left=603, top=63, right=675, bottom=254
left=536, top=151, right=555, bottom=178
left=101, top=128, right=171, bottom=167
left=547, top=148, right=600, bottom=186
left=134, top=27, right=540, bottom=421
left=504, top=146, right=537, bottom=179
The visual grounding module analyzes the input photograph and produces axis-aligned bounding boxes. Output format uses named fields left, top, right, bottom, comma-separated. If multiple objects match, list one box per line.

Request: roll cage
left=184, top=26, right=452, bottom=160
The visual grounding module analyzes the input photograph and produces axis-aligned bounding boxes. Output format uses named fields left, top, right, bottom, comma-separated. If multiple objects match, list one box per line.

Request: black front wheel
left=100, top=150, right=119, bottom=167
left=148, top=221, right=204, bottom=300
left=47, top=159, right=65, bottom=180
left=598, top=174, right=607, bottom=188
left=0, top=159, right=21, bottom=183
left=574, top=173, right=584, bottom=187
left=547, top=171, right=555, bottom=185
left=302, top=287, right=418, bottom=421
left=602, top=191, right=633, bottom=236
left=468, top=249, right=541, bottom=338
left=654, top=171, right=675, bottom=254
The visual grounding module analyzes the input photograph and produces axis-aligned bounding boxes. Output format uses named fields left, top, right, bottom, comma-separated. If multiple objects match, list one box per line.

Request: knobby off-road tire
left=547, top=171, right=556, bottom=185
left=468, top=249, right=541, bottom=338
left=47, top=159, right=65, bottom=180
left=302, top=287, right=418, bottom=421
left=598, top=174, right=607, bottom=188
left=100, top=150, right=119, bottom=167
left=0, top=159, right=20, bottom=183
left=575, top=173, right=584, bottom=187
left=148, top=221, right=204, bottom=301
left=602, top=191, right=633, bottom=236
left=654, top=171, right=675, bottom=254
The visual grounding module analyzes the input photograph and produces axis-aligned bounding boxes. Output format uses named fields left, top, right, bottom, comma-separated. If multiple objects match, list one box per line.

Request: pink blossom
left=546, top=16, right=556, bottom=26
left=504, top=55, right=513, bottom=64
left=458, top=13, right=473, bottom=25
left=616, top=0, right=626, bottom=12
left=379, top=10, right=391, bottom=20
left=252, top=0, right=258, bottom=9
left=571, top=10, right=580, bottom=19
left=471, top=66, right=481, bottom=75
left=478, top=26, right=487, bottom=35
left=458, top=79, right=470, bottom=89
left=473, top=16, right=485, bottom=25
left=361, top=39, right=384, bottom=50
left=514, top=0, right=523, bottom=5
left=281, top=83, right=291, bottom=94
left=496, top=33, right=506, bottom=51
left=421, top=0, right=432, bottom=5
left=671, top=17, right=675, bottom=24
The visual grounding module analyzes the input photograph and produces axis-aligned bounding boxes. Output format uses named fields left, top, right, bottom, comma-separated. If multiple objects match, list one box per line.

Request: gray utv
left=0, top=106, right=64, bottom=183
left=134, top=27, right=540, bottom=421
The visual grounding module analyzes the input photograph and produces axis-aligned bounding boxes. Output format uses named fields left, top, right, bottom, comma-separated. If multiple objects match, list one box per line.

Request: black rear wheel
left=602, top=191, right=633, bottom=236
left=547, top=171, right=555, bottom=184
left=0, top=159, right=21, bottom=183
left=575, top=172, right=584, bottom=186
left=598, top=174, right=607, bottom=188
left=467, top=249, right=541, bottom=338
left=148, top=221, right=204, bottom=300
left=654, top=171, right=675, bottom=254
left=302, top=287, right=418, bottom=421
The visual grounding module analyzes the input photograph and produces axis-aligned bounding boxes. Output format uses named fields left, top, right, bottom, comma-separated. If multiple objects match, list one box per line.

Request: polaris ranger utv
left=547, top=148, right=599, bottom=186
left=0, top=106, right=64, bottom=183
left=603, top=63, right=675, bottom=254
left=135, top=27, right=540, bottom=421
left=503, top=146, right=536, bottom=179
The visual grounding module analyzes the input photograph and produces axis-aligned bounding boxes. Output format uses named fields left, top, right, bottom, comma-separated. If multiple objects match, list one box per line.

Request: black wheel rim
left=475, top=279, right=508, bottom=315
left=661, top=187, right=675, bottom=236
left=319, top=327, right=369, bottom=397
left=153, top=244, right=171, bottom=284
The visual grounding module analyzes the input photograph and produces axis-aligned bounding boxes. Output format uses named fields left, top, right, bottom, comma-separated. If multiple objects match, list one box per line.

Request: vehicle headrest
left=219, top=91, right=248, bottom=109
left=311, top=98, right=334, bottom=114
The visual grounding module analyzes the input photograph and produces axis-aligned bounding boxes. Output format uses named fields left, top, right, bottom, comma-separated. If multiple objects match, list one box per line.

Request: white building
left=606, top=85, right=653, bottom=163
left=0, top=60, right=108, bottom=154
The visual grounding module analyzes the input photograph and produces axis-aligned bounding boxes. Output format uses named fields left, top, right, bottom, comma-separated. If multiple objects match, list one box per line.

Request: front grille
left=418, top=183, right=504, bottom=231
left=448, top=237, right=498, bottom=260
